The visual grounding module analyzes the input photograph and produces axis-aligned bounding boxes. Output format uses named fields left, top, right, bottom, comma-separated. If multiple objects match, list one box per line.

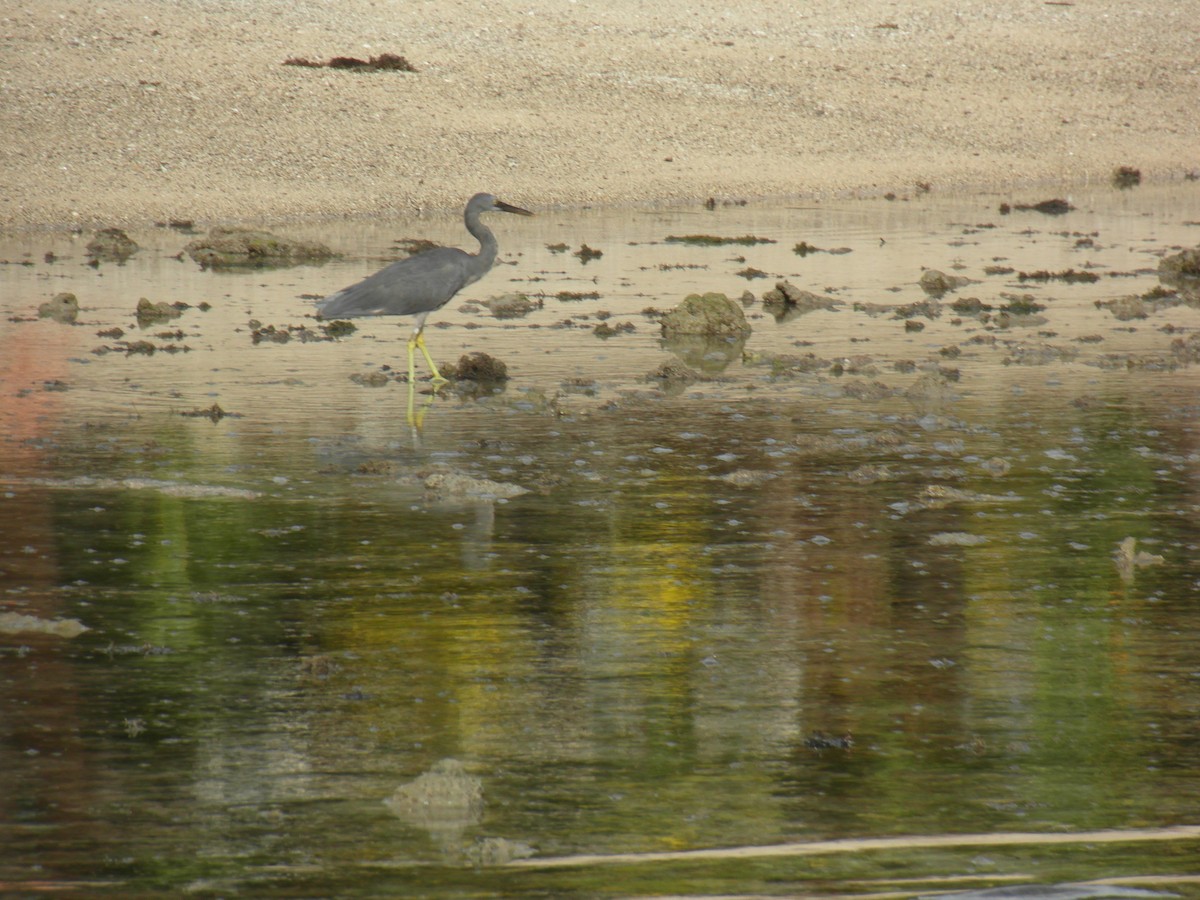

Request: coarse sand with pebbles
left=1, top=0, right=1198, bottom=230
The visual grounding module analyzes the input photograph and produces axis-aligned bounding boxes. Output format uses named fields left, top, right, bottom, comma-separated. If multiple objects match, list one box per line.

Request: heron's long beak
left=495, top=199, right=534, bottom=216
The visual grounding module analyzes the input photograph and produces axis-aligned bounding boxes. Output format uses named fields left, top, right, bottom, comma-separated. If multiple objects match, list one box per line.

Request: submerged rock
left=980, top=456, right=1012, bottom=477
left=424, top=471, right=528, bottom=500
left=919, top=269, right=971, bottom=295
left=483, top=292, right=538, bottom=319
left=180, top=402, right=233, bottom=422
left=742, top=350, right=830, bottom=377
left=761, top=280, right=838, bottom=321
left=1158, top=245, right=1200, bottom=281
left=384, top=758, right=484, bottom=827
left=950, top=296, right=992, bottom=316
left=38, top=292, right=79, bottom=323
left=463, top=837, right=536, bottom=866
left=1002, top=198, right=1075, bottom=216
left=895, top=298, right=943, bottom=320
left=719, top=469, right=775, bottom=487
left=1170, top=332, right=1200, bottom=364
left=921, top=485, right=1014, bottom=506
left=1096, top=295, right=1148, bottom=320
left=86, top=227, right=139, bottom=261
left=645, top=359, right=702, bottom=388
left=350, top=370, right=391, bottom=387
left=803, top=732, right=854, bottom=751
left=848, top=463, right=896, bottom=484
left=928, top=531, right=990, bottom=547
left=1114, top=536, right=1164, bottom=582
left=593, top=320, right=635, bottom=338
left=905, top=371, right=959, bottom=412
left=136, top=297, right=185, bottom=326
left=660, top=292, right=752, bottom=337
left=0, top=612, right=89, bottom=638
left=184, top=227, right=337, bottom=269
left=1003, top=341, right=1078, bottom=366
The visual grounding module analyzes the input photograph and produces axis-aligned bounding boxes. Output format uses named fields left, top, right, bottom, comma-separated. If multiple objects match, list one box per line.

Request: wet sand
left=1, top=0, right=1197, bottom=230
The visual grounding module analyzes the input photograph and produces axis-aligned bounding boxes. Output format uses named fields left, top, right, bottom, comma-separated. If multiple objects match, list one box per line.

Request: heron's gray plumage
left=318, top=247, right=481, bottom=324
left=317, top=192, right=528, bottom=324
left=316, top=192, right=532, bottom=383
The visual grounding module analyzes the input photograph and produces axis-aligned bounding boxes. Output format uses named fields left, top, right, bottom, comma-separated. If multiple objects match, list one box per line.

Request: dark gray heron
left=317, top=193, right=533, bottom=383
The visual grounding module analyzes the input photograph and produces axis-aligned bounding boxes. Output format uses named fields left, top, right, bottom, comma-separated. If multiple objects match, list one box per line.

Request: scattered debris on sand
left=284, top=53, right=416, bottom=72
left=665, top=234, right=775, bottom=246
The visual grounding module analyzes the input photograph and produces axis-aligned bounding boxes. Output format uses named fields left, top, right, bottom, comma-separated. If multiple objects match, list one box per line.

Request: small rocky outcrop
left=38, top=292, right=79, bottom=323
left=443, top=351, right=508, bottom=382
left=384, top=758, right=483, bottom=826
left=423, top=471, right=528, bottom=500
left=482, top=293, right=538, bottom=319
left=761, top=280, right=838, bottom=320
left=660, top=292, right=752, bottom=337
left=136, top=298, right=186, bottom=326
left=645, top=359, right=701, bottom=387
left=86, top=227, right=139, bottom=261
left=184, top=227, right=337, bottom=270
left=1159, top=246, right=1200, bottom=282
left=919, top=269, right=971, bottom=295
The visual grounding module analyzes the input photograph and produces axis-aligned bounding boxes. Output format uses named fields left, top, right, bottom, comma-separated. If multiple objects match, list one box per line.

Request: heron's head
left=471, top=193, right=534, bottom=217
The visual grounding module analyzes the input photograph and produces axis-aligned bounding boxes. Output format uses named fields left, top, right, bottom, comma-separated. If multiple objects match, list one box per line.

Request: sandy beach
left=1, top=0, right=1196, bottom=230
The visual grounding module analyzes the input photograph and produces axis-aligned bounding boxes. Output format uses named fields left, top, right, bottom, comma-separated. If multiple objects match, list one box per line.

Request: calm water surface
left=2, top=186, right=1199, bottom=897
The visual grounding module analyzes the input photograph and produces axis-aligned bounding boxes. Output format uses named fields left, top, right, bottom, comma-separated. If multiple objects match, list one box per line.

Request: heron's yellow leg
left=405, top=335, right=419, bottom=385
left=412, top=331, right=448, bottom=383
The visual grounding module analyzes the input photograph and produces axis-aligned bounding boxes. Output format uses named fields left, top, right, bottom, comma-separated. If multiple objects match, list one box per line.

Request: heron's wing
left=317, top=248, right=479, bottom=318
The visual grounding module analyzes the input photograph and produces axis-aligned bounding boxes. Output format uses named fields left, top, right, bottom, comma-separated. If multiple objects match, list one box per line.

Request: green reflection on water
left=2, top=372, right=1199, bottom=896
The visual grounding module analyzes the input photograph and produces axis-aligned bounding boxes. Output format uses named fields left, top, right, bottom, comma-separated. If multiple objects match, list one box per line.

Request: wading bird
left=317, top=193, right=533, bottom=383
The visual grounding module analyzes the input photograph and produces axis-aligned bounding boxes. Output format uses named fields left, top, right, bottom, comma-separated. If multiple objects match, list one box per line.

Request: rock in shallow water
left=384, top=758, right=484, bottom=825
left=38, top=291, right=79, bottom=323
left=184, top=226, right=337, bottom=269
left=423, top=471, right=528, bottom=499
left=1158, top=245, right=1200, bottom=281
left=443, top=351, right=508, bottom=382
left=86, top=227, right=139, bottom=261
left=660, top=292, right=752, bottom=337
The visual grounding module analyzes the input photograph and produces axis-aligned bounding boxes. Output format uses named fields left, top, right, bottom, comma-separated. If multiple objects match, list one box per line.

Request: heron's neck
left=466, top=213, right=499, bottom=268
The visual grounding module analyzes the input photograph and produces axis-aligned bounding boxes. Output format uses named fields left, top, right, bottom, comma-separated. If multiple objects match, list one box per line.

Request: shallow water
left=2, top=186, right=1200, bottom=897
